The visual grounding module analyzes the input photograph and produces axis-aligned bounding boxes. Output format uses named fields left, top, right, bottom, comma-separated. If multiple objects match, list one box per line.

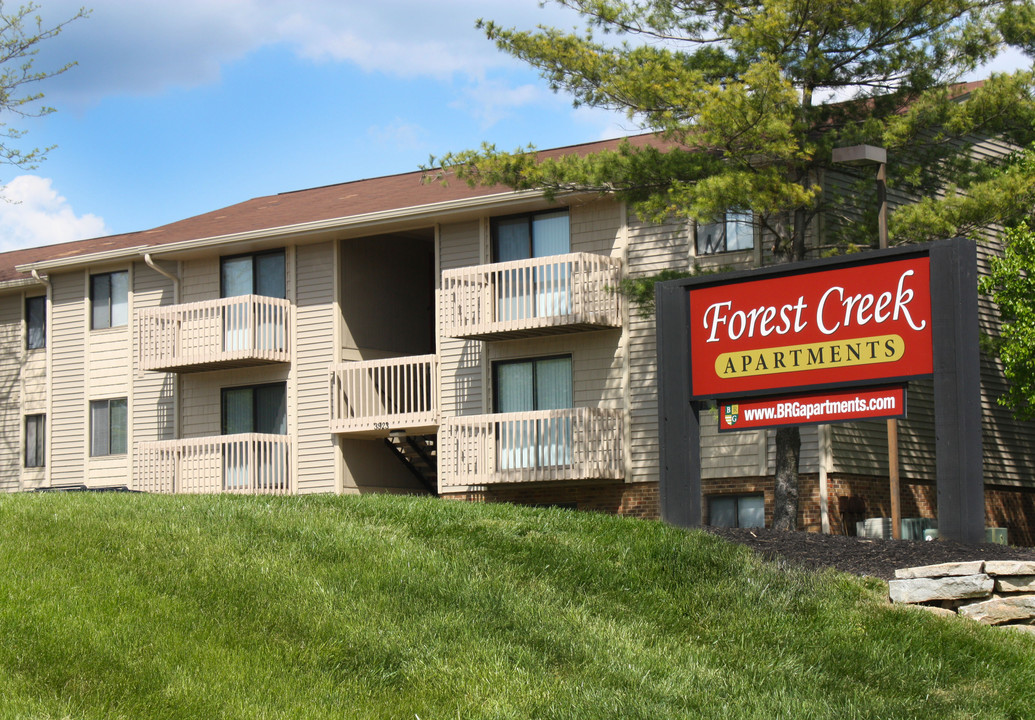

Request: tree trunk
left=772, top=426, right=801, bottom=530
left=771, top=204, right=810, bottom=530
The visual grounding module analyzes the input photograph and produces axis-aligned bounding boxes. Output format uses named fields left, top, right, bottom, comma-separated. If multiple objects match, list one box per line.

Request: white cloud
left=0, top=176, right=109, bottom=251
left=452, top=78, right=547, bottom=128
left=35, top=0, right=587, bottom=105
left=367, top=120, right=426, bottom=152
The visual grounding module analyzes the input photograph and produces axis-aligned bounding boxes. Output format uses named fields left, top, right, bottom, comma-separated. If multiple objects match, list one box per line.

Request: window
left=697, top=211, right=754, bottom=255
left=708, top=494, right=765, bottom=528
left=492, top=211, right=571, bottom=321
left=90, top=398, right=127, bottom=456
left=90, top=271, right=129, bottom=329
left=492, top=210, right=569, bottom=262
left=220, top=250, right=285, bottom=299
left=494, top=356, right=573, bottom=470
left=24, top=414, right=44, bottom=468
left=221, top=383, right=287, bottom=435
left=26, top=295, right=45, bottom=350
left=220, top=250, right=286, bottom=352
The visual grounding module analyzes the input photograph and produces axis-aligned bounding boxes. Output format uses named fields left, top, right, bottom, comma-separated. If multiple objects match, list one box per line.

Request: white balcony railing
left=438, top=407, right=623, bottom=488
left=439, top=253, right=622, bottom=340
left=329, top=355, right=438, bottom=436
left=137, top=295, right=291, bottom=372
left=135, top=433, right=293, bottom=494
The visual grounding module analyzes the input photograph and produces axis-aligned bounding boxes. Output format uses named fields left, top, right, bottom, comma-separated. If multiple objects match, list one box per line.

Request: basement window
left=708, top=494, right=765, bottom=528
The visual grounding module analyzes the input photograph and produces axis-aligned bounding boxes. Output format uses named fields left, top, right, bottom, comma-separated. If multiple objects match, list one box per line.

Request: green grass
left=0, top=492, right=1031, bottom=719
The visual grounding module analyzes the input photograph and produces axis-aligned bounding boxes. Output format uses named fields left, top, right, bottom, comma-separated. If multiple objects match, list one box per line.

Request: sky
left=0, top=0, right=635, bottom=252
left=0, top=1, right=1027, bottom=253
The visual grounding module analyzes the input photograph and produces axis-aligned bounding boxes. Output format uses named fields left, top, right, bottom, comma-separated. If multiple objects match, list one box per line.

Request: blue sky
left=0, top=1, right=1027, bottom=252
left=0, top=0, right=633, bottom=251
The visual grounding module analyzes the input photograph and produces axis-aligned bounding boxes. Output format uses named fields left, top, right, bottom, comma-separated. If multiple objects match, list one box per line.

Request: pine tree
left=428, top=0, right=1035, bottom=529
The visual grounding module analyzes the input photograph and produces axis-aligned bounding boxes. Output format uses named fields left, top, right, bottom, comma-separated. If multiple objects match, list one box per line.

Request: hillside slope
left=0, top=493, right=1030, bottom=719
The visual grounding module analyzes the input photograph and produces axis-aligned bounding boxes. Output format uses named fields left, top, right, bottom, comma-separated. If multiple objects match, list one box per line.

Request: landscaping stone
left=985, top=560, right=1035, bottom=576
left=957, top=596, right=1035, bottom=625
left=893, top=561, right=984, bottom=579
left=889, top=560, right=1035, bottom=633
left=994, top=575, right=1035, bottom=593
left=888, top=574, right=994, bottom=604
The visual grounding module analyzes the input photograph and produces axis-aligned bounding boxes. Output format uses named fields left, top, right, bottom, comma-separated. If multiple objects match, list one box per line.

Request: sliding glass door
left=494, top=356, right=573, bottom=470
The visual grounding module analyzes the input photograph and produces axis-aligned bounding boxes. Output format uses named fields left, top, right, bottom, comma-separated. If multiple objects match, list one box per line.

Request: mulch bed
left=706, top=526, right=1035, bottom=581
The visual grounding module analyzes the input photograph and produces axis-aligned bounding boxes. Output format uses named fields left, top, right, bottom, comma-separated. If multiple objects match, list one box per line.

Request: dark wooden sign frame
left=656, top=238, right=983, bottom=543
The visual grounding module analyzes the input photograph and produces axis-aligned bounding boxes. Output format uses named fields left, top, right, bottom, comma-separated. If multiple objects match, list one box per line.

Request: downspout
left=31, top=269, right=52, bottom=489
left=143, top=254, right=180, bottom=299
left=142, top=253, right=182, bottom=454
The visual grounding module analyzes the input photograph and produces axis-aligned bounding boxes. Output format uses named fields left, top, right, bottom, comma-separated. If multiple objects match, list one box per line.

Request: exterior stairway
left=385, top=434, right=438, bottom=495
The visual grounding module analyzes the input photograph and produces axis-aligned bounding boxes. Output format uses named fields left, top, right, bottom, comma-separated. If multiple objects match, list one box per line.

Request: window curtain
left=533, top=212, right=571, bottom=317
left=535, top=357, right=572, bottom=466
left=496, top=362, right=534, bottom=469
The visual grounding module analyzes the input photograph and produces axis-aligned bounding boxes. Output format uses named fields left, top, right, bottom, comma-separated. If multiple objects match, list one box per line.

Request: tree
left=0, top=2, right=88, bottom=174
left=427, top=0, right=1035, bottom=530
left=980, top=220, right=1035, bottom=420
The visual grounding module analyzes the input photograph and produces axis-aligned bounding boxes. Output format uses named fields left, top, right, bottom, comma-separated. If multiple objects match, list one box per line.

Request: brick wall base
left=703, top=474, right=1035, bottom=546
left=441, top=481, right=660, bottom=520
left=441, top=476, right=1035, bottom=546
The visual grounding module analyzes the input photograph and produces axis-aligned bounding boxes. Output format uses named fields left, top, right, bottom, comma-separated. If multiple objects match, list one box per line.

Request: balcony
left=438, top=407, right=623, bottom=488
left=329, top=355, right=438, bottom=436
left=135, top=433, right=292, bottom=494
left=137, top=295, right=291, bottom=373
left=440, top=253, right=622, bottom=340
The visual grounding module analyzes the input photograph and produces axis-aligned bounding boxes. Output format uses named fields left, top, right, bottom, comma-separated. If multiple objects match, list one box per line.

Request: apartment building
left=1, top=133, right=1033, bottom=541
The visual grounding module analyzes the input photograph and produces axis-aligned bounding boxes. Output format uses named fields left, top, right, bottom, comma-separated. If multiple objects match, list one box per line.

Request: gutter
left=9, top=186, right=564, bottom=272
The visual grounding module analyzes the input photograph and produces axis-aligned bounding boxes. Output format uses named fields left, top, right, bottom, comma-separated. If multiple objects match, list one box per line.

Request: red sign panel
left=718, top=385, right=907, bottom=432
left=688, top=256, right=933, bottom=398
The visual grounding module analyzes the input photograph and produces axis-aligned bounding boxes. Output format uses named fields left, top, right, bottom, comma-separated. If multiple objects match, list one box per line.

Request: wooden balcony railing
left=439, top=253, right=622, bottom=340
left=137, top=295, right=291, bottom=372
left=438, top=407, right=623, bottom=488
left=329, top=355, right=438, bottom=436
left=135, top=433, right=292, bottom=494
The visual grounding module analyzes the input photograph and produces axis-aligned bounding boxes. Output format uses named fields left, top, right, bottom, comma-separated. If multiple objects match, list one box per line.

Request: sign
left=718, top=385, right=907, bottom=432
left=688, top=256, right=933, bottom=398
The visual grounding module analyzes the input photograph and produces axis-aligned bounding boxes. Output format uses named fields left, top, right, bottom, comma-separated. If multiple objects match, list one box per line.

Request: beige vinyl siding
left=624, top=217, right=685, bottom=484
left=22, top=350, right=47, bottom=412
left=766, top=424, right=821, bottom=475
left=570, top=199, right=622, bottom=256
left=85, top=266, right=133, bottom=487
left=438, top=219, right=484, bottom=417
left=487, top=330, right=623, bottom=410
left=294, top=242, right=337, bottom=494
left=49, top=272, right=86, bottom=485
left=179, top=365, right=289, bottom=439
left=131, top=261, right=176, bottom=460
left=179, top=257, right=220, bottom=304
left=0, top=296, right=22, bottom=490
left=625, top=213, right=773, bottom=483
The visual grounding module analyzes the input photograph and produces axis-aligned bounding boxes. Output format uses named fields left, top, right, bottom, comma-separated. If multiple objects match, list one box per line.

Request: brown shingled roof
left=0, top=133, right=664, bottom=284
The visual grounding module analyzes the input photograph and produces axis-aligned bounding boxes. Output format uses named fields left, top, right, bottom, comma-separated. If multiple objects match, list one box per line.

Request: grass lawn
left=0, top=492, right=1031, bottom=719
